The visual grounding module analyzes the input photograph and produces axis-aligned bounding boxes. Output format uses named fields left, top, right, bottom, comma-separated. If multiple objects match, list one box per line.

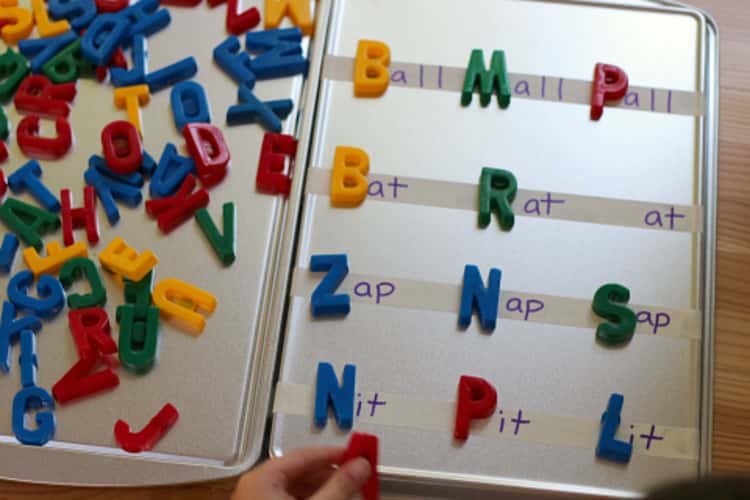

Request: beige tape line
left=324, top=55, right=704, bottom=117
left=274, top=383, right=700, bottom=461
left=292, top=270, right=701, bottom=340
left=306, top=168, right=703, bottom=234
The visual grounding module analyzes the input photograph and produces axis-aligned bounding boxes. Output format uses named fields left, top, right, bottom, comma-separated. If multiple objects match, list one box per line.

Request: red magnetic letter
left=145, top=174, right=209, bottom=234
left=0, top=170, right=6, bottom=200
left=226, top=0, right=260, bottom=35
left=453, top=375, right=497, bottom=441
left=14, top=75, right=76, bottom=118
left=102, top=120, right=143, bottom=174
left=257, top=132, right=296, bottom=197
left=68, top=308, right=116, bottom=360
left=17, top=116, right=73, bottom=160
left=114, top=403, right=180, bottom=453
left=0, top=142, right=7, bottom=164
left=95, top=0, right=129, bottom=12
left=61, top=186, right=99, bottom=246
left=52, top=354, right=120, bottom=404
left=341, top=432, right=379, bottom=500
left=183, top=123, right=230, bottom=188
left=591, top=63, right=628, bottom=121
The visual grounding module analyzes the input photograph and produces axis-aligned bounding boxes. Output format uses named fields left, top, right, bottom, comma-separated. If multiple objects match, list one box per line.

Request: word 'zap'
left=152, top=278, right=216, bottom=335
left=596, top=393, right=633, bottom=463
left=590, top=63, right=628, bottom=121
left=314, top=361, right=356, bottom=430
left=330, top=146, right=369, bottom=208
left=354, top=40, right=390, bottom=98
left=341, top=432, right=379, bottom=500
left=115, top=403, right=179, bottom=453
left=310, top=254, right=350, bottom=317
left=592, top=283, right=637, bottom=346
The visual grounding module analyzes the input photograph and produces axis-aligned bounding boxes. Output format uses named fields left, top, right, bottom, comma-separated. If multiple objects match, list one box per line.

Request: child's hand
left=232, top=446, right=372, bottom=500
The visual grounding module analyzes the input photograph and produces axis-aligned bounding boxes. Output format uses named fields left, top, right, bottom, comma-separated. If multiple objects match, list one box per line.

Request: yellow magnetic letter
left=114, top=85, right=150, bottom=137
left=31, top=0, right=70, bottom=38
left=264, top=0, right=313, bottom=36
left=354, top=40, right=390, bottom=98
left=99, top=237, right=158, bottom=282
left=0, top=6, right=33, bottom=44
left=23, top=241, right=88, bottom=278
left=330, top=146, right=369, bottom=208
left=153, top=278, right=217, bottom=335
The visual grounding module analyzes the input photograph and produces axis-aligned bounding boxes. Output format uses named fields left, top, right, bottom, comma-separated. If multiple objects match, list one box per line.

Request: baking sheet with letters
left=271, top=0, right=711, bottom=496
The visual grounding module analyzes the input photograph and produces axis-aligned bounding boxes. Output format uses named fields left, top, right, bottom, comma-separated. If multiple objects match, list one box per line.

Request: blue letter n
left=314, top=362, right=355, bottom=430
left=458, top=264, right=501, bottom=332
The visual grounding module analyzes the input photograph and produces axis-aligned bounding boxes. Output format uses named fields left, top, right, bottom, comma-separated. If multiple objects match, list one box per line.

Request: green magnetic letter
left=461, top=49, right=511, bottom=108
left=478, top=168, right=517, bottom=231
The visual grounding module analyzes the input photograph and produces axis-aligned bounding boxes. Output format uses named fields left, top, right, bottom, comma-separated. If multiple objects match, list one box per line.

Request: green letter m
left=461, top=49, right=511, bottom=109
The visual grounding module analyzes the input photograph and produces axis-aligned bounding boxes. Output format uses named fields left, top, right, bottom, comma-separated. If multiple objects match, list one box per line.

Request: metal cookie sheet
left=270, top=0, right=718, bottom=498
left=0, top=1, right=318, bottom=486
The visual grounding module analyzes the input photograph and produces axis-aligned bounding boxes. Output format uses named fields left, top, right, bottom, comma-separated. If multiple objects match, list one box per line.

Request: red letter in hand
left=590, top=63, right=628, bottom=121
left=61, top=187, right=99, bottom=246
left=114, top=403, right=180, bottom=453
left=454, top=375, right=497, bottom=441
left=257, top=132, right=296, bottom=197
left=183, top=123, right=230, bottom=188
left=341, top=432, right=379, bottom=500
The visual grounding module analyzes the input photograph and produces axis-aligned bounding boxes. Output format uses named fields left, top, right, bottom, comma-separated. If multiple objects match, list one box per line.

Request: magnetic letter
left=310, top=254, right=350, bottom=317
left=454, top=375, right=497, bottom=441
left=458, top=265, right=501, bottom=332
left=314, top=362, right=355, bottom=429
left=354, top=40, right=390, bottom=98
left=330, top=146, right=369, bottom=207
left=590, top=63, right=628, bottom=121
left=478, top=167, right=517, bottom=230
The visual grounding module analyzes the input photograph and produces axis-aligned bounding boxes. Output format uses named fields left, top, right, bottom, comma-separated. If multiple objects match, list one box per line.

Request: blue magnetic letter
left=13, top=385, right=56, bottom=446
left=19, top=330, right=37, bottom=388
left=213, top=36, right=255, bottom=87
left=8, top=160, right=60, bottom=212
left=0, top=301, right=41, bottom=374
left=170, top=80, right=211, bottom=131
left=81, top=13, right=130, bottom=66
left=314, top=362, right=355, bottom=430
left=596, top=393, right=633, bottom=464
left=0, top=234, right=19, bottom=274
left=226, top=83, right=293, bottom=132
left=110, top=35, right=148, bottom=87
left=84, top=165, right=143, bottom=225
left=150, top=143, right=195, bottom=198
left=246, top=28, right=308, bottom=80
left=458, top=264, right=501, bottom=331
left=7, top=271, right=65, bottom=319
left=310, top=254, right=350, bottom=317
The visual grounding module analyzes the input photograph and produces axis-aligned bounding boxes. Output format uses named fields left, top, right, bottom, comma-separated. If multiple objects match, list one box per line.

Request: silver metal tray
left=0, top=0, right=321, bottom=486
left=269, top=0, right=718, bottom=498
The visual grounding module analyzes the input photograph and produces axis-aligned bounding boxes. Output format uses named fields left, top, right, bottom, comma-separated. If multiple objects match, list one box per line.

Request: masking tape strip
left=324, top=55, right=704, bottom=117
left=292, top=270, right=701, bottom=340
left=274, top=382, right=700, bottom=461
left=306, top=168, right=703, bottom=234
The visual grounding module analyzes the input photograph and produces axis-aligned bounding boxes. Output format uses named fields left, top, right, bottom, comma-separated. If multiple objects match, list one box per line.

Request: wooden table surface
left=2, top=0, right=748, bottom=498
